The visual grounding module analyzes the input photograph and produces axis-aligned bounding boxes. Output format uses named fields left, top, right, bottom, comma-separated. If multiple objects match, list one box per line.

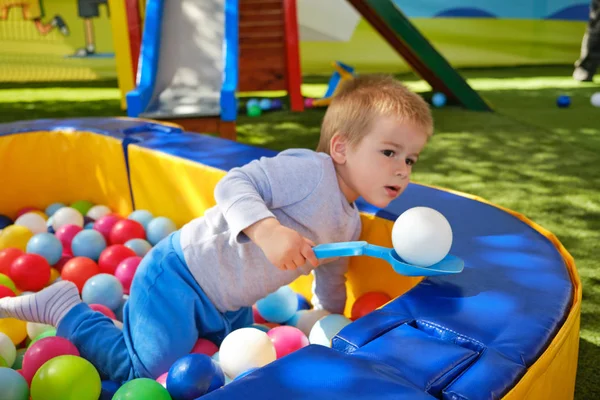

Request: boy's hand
left=244, top=218, right=319, bottom=271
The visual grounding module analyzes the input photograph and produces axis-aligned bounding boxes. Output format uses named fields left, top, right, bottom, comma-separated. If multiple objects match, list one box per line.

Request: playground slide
left=347, top=0, right=492, bottom=111
left=126, top=0, right=237, bottom=121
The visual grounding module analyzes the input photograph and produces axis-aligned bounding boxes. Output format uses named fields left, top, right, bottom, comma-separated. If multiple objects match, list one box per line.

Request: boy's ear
left=330, top=133, right=347, bottom=164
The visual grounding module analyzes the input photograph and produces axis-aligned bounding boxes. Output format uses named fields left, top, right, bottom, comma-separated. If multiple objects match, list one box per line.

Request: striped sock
left=0, top=280, right=81, bottom=327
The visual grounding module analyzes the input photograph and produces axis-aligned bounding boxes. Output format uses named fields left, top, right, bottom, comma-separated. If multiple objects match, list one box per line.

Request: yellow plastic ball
left=48, top=268, right=60, bottom=285
left=0, top=318, right=28, bottom=345
left=0, top=225, right=33, bottom=251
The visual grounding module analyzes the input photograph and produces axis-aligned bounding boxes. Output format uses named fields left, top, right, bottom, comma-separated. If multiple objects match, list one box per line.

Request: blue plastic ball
left=124, top=238, right=152, bottom=257
left=256, top=285, right=298, bottom=323
left=297, top=293, right=311, bottom=310
left=128, top=210, right=154, bottom=230
left=167, top=354, right=225, bottom=399
left=71, top=230, right=107, bottom=260
left=45, top=203, right=65, bottom=217
left=0, top=366, right=29, bottom=400
left=0, top=215, right=13, bottom=230
left=258, top=98, right=272, bottom=110
left=26, top=232, right=63, bottom=265
left=146, top=217, right=176, bottom=246
left=82, top=273, right=124, bottom=310
left=557, top=95, right=571, bottom=108
left=270, top=99, right=283, bottom=110
left=100, top=380, right=121, bottom=400
left=246, top=99, right=259, bottom=110
left=432, top=92, right=447, bottom=108
left=84, top=222, right=95, bottom=229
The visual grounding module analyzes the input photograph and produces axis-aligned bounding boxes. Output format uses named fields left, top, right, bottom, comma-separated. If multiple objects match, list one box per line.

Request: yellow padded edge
left=0, top=131, right=133, bottom=218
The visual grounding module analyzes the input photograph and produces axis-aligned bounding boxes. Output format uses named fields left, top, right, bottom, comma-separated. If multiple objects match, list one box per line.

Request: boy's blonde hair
left=316, top=74, right=433, bottom=154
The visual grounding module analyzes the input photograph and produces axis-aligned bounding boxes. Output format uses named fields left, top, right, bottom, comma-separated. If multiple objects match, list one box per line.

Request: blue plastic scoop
left=312, top=241, right=464, bottom=277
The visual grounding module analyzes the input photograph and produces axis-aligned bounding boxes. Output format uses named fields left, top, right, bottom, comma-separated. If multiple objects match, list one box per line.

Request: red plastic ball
left=253, top=305, right=266, bottom=323
left=93, top=214, right=123, bottom=241
left=55, top=224, right=83, bottom=254
left=10, top=254, right=51, bottom=291
left=190, top=338, right=218, bottom=357
left=109, top=219, right=145, bottom=245
left=351, top=292, right=392, bottom=320
left=89, top=303, right=117, bottom=319
left=0, top=248, right=23, bottom=275
left=114, top=256, right=142, bottom=294
left=16, top=207, right=37, bottom=218
left=60, top=256, right=100, bottom=292
left=0, top=284, right=15, bottom=299
left=98, top=245, right=136, bottom=275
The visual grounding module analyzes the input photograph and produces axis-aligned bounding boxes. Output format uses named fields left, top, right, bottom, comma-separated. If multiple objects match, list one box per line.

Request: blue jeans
left=57, top=230, right=253, bottom=383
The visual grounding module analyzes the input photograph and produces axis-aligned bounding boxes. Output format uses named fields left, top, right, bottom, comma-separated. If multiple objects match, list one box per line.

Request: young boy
left=0, top=74, right=433, bottom=383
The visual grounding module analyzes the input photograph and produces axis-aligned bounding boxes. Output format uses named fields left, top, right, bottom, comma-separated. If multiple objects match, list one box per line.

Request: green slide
left=348, top=0, right=492, bottom=111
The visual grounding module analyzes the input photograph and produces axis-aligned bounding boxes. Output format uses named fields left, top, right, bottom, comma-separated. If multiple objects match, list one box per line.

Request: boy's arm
left=310, top=222, right=362, bottom=314
left=214, top=150, right=323, bottom=244
left=311, top=257, right=349, bottom=314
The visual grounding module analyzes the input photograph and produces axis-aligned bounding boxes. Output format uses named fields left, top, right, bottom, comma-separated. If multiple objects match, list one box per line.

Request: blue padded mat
left=203, top=345, right=437, bottom=400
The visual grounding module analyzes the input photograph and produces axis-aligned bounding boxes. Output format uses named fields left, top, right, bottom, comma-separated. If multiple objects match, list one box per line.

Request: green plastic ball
left=247, top=105, right=262, bottom=117
left=30, top=355, right=101, bottom=400
left=12, top=348, right=26, bottom=369
left=70, top=200, right=94, bottom=216
left=28, top=328, right=56, bottom=348
left=112, top=378, right=172, bottom=400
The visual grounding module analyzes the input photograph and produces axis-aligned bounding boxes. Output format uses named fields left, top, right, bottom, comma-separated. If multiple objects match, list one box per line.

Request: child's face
left=335, top=115, right=429, bottom=208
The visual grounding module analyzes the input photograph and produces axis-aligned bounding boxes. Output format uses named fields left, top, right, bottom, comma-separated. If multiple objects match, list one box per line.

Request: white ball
left=14, top=212, right=47, bottom=234
left=219, top=327, right=276, bottom=379
left=308, top=314, right=351, bottom=347
left=292, top=309, right=331, bottom=336
left=26, top=322, right=54, bottom=340
left=52, top=207, right=84, bottom=230
left=87, top=205, right=111, bottom=220
left=391, top=207, right=453, bottom=267
left=591, top=92, right=600, bottom=107
left=0, top=332, right=16, bottom=368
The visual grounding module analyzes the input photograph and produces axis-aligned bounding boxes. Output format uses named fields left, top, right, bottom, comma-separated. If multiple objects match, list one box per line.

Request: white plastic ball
left=52, top=207, right=84, bottom=230
left=290, top=309, right=331, bottom=336
left=26, top=322, right=54, bottom=340
left=391, top=207, right=453, bottom=267
left=14, top=213, right=46, bottom=234
left=219, top=327, right=276, bottom=379
left=308, top=314, right=351, bottom=347
left=0, top=332, right=16, bottom=367
left=591, top=92, right=600, bottom=107
left=86, top=205, right=111, bottom=220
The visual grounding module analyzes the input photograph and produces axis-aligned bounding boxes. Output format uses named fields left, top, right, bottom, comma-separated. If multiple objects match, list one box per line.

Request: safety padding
left=0, top=118, right=181, bottom=218
left=203, top=344, right=438, bottom=400
left=127, top=132, right=276, bottom=227
left=333, top=183, right=576, bottom=398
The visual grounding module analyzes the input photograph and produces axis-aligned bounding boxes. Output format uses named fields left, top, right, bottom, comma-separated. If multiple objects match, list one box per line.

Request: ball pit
left=0, top=200, right=383, bottom=399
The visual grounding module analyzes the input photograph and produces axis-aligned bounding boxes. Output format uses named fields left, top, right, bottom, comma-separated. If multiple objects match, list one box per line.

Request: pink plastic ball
left=156, top=372, right=168, bottom=388
left=114, top=256, right=142, bottom=294
left=267, top=325, right=309, bottom=358
left=22, top=336, right=80, bottom=383
left=55, top=224, right=83, bottom=254
left=190, top=338, right=218, bottom=357
left=304, top=98, right=314, bottom=108
left=89, top=303, right=117, bottom=319
left=93, top=214, right=123, bottom=241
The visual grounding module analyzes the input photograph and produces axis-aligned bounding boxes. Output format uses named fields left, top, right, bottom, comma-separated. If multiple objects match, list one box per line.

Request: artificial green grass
left=0, top=66, right=598, bottom=397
